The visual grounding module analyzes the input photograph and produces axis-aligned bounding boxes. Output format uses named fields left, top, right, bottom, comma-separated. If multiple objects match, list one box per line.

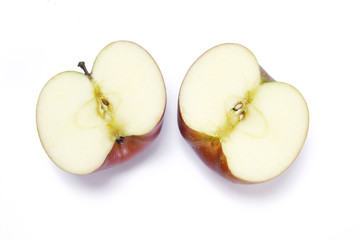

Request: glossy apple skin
left=178, top=67, right=273, bottom=183
left=95, top=114, right=164, bottom=172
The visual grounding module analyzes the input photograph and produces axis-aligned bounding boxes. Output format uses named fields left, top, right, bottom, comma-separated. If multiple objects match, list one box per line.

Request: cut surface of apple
left=178, top=43, right=309, bottom=183
left=37, top=41, right=166, bottom=174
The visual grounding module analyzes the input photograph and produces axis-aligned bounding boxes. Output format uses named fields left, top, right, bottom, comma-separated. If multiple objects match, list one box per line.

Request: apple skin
left=39, top=113, right=165, bottom=174
left=96, top=114, right=164, bottom=172
left=260, top=66, right=275, bottom=83
left=178, top=67, right=278, bottom=183
left=178, top=103, right=244, bottom=183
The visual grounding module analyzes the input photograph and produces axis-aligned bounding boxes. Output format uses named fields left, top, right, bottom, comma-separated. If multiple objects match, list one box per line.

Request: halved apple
left=36, top=41, right=166, bottom=174
left=178, top=43, right=309, bottom=183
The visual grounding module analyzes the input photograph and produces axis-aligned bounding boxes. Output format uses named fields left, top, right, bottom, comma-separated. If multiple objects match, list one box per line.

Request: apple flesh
left=36, top=41, right=166, bottom=174
left=178, top=43, right=309, bottom=183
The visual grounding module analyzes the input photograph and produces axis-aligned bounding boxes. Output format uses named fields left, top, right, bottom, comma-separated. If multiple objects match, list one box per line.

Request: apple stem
left=78, top=61, right=92, bottom=79
left=116, top=136, right=124, bottom=144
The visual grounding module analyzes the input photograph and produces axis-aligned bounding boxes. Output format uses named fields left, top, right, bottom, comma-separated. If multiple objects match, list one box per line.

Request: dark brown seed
left=102, top=98, right=109, bottom=106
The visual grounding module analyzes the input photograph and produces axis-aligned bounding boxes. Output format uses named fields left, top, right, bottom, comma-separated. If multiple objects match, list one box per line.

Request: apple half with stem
left=36, top=41, right=166, bottom=174
left=178, top=43, right=309, bottom=183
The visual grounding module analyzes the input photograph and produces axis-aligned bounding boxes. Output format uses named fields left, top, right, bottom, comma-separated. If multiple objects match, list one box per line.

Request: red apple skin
left=178, top=67, right=274, bottom=183
left=178, top=104, right=247, bottom=183
left=95, top=113, right=165, bottom=172
left=260, top=66, right=275, bottom=83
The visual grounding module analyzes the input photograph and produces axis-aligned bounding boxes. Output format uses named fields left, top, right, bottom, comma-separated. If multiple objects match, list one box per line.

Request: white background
left=1, top=0, right=359, bottom=239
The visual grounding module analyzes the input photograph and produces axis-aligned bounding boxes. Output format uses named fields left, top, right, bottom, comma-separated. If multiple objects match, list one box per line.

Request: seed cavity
left=233, top=103, right=243, bottom=111
left=232, top=100, right=248, bottom=121
left=239, top=112, right=245, bottom=120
